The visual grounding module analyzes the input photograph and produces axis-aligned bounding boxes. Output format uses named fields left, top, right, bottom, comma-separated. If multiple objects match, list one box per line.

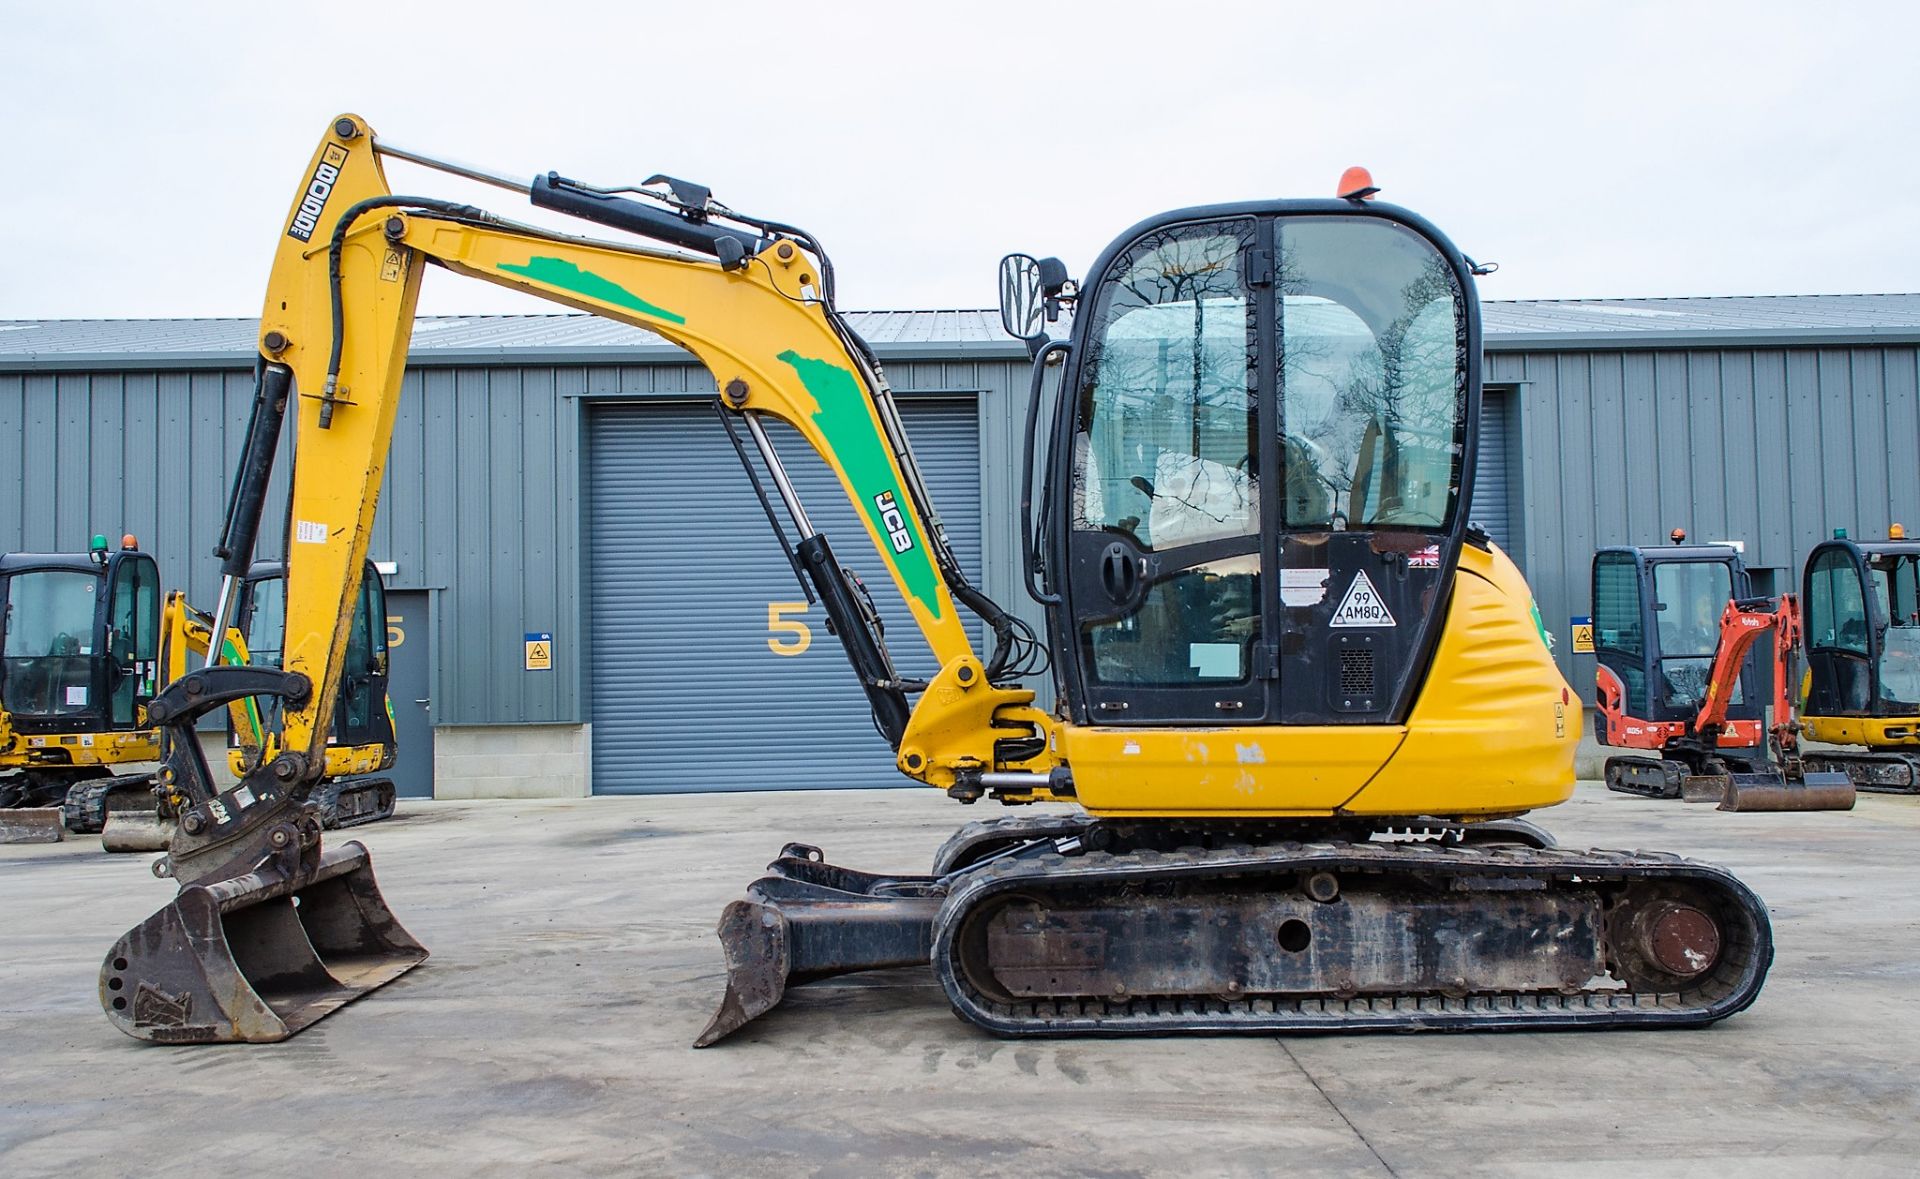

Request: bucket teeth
left=693, top=901, right=791, bottom=1048
left=99, top=841, right=426, bottom=1043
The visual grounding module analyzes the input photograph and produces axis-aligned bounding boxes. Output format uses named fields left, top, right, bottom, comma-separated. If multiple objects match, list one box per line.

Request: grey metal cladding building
left=3, top=295, right=1918, bottom=797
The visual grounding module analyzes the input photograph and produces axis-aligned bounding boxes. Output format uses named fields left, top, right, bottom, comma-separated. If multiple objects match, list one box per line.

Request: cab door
left=1591, top=549, right=1651, bottom=716
left=1805, top=543, right=1874, bottom=715
left=104, top=552, right=161, bottom=728
left=333, top=568, right=395, bottom=749
left=1054, top=209, right=1474, bottom=728
left=1062, top=216, right=1266, bottom=726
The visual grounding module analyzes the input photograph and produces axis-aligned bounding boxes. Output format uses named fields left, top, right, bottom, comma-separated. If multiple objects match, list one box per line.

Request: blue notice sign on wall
left=524, top=632, right=553, bottom=670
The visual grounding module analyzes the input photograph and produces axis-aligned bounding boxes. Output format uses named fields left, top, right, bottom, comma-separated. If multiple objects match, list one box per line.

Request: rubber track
left=1803, top=752, right=1920, bottom=795
left=308, top=777, right=397, bottom=830
left=932, top=839, right=1772, bottom=1036
left=1604, top=756, right=1685, bottom=799
left=932, top=813, right=1093, bottom=875
left=61, top=775, right=157, bottom=835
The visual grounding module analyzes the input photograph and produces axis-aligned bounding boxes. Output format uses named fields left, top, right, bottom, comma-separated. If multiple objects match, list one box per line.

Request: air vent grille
left=1340, top=648, right=1376, bottom=696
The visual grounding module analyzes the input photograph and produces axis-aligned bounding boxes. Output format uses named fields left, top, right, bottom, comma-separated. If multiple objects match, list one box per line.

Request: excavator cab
left=1800, top=534, right=1920, bottom=791
left=232, top=560, right=399, bottom=826
left=1040, top=210, right=1472, bottom=733
left=1592, top=544, right=1761, bottom=734
left=0, top=538, right=162, bottom=810
left=238, top=560, right=393, bottom=748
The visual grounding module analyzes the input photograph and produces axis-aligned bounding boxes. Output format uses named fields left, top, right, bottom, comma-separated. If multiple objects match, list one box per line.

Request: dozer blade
left=1680, top=775, right=1730, bottom=805
left=696, top=844, right=942, bottom=1048
left=696, top=900, right=793, bottom=1048
left=1719, top=770, right=1855, bottom=812
left=100, top=840, right=426, bottom=1043
left=100, top=811, right=173, bottom=853
left=0, top=807, right=65, bottom=843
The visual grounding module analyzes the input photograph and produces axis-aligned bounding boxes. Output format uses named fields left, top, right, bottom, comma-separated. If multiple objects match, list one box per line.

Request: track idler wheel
left=1606, top=885, right=1738, bottom=994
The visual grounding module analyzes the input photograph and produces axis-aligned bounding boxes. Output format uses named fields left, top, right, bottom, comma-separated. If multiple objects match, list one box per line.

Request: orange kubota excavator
left=1593, top=540, right=1854, bottom=811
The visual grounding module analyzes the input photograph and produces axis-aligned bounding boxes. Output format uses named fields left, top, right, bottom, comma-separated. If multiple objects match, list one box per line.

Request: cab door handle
left=1100, top=543, right=1139, bottom=603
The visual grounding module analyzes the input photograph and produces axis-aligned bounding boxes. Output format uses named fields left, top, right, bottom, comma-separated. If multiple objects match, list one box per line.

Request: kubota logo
left=875, top=490, right=914, bottom=553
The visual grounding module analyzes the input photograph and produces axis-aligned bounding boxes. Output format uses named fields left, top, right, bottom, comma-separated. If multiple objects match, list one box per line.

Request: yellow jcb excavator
left=1799, top=529, right=1920, bottom=791
left=0, top=535, right=163, bottom=842
left=98, top=117, right=1774, bottom=1045
left=96, top=560, right=401, bottom=851
left=2, top=539, right=398, bottom=848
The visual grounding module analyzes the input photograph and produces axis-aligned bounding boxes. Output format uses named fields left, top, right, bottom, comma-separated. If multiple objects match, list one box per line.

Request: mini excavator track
left=933, top=836, right=1770, bottom=1036
left=699, top=821, right=1771, bottom=1044
left=1802, top=751, right=1920, bottom=794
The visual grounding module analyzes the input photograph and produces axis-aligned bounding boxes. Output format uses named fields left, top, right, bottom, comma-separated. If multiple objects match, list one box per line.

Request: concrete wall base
left=433, top=724, right=592, bottom=799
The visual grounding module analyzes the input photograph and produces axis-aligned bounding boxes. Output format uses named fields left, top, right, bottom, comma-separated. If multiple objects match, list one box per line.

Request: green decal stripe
left=220, top=637, right=264, bottom=740
left=495, top=257, right=686, bottom=325
left=777, top=350, right=944, bottom=622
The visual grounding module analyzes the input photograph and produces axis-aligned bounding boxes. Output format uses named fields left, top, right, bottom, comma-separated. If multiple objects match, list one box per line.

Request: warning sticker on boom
left=1330, top=571, right=1396, bottom=628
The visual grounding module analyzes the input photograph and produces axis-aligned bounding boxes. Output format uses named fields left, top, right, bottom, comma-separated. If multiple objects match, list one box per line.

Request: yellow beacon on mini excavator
left=98, top=119, right=1772, bottom=1045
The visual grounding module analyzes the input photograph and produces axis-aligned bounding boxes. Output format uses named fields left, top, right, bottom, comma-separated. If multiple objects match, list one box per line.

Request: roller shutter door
left=1470, top=388, right=1515, bottom=560
left=586, top=398, right=981, bottom=793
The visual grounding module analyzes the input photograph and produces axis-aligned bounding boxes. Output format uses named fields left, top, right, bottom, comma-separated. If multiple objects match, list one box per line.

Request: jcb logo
left=875, top=490, right=914, bottom=554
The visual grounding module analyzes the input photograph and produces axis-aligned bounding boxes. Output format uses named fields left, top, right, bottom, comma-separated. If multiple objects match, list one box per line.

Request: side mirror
left=998, top=254, right=1046, bottom=342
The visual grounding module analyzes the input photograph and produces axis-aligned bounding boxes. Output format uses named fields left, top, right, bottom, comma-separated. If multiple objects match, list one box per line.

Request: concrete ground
left=2, top=784, right=1917, bottom=1178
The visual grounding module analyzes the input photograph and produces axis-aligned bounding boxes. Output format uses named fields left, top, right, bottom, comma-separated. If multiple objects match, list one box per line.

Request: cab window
left=1277, top=219, right=1463, bottom=530
left=1652, top=561, right=1732, bottom=710
left=2, top=570, right=98, bottom=716
left=1808, top=549, right=1869, bottom=654
left=1073, top=221, right=1256, bottom=551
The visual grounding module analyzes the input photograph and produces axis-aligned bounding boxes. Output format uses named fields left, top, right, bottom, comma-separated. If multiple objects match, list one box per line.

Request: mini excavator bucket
left=100, top=811, right=173, bottom=852
left=101, top=840, right=425, bottom=1043
left=1681, top=769, right=1856, bottom=812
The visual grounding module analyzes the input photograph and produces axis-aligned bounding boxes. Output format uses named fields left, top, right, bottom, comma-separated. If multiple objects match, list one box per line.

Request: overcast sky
left=5, top=1, right=1918, bottom=320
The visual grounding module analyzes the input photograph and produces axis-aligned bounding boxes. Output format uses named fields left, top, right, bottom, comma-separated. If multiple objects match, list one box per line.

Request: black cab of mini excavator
left=235, top=558, right=395, bottom=751
left=1007, top=197, right=1485, bottom=728
left=1591, top=543, right=1763, bottom=727
left=0, top=540, right=161, bottom=735
left=1803, top=536, right=1920, bottom=719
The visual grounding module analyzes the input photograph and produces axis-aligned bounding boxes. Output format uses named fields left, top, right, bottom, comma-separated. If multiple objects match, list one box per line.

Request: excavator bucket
left=1681, top=771, right=1855, bottom=811
left=1719, top=770, right=1855, bottom=812
left=100, top=811, right=172, bottom=852
left=0, top=808, right=65, bottom=843
left=100, top=841, right=425, bottom=1043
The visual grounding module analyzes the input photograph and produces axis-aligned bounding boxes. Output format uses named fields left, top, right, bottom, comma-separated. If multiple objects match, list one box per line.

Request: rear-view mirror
left=999, top=254, right=1045, bottom=341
